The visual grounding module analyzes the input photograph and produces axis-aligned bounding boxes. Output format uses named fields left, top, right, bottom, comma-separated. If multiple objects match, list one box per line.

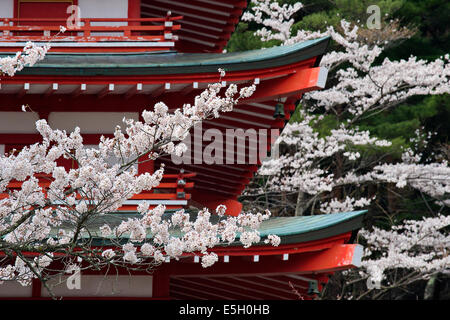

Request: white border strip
left=351, top=244, right=364, bottom=267
left=317, top=67, right=328, bottom=89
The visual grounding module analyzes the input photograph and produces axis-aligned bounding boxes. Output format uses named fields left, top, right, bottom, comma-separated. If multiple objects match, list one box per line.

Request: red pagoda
left=0, top=0, right=366, bottom=300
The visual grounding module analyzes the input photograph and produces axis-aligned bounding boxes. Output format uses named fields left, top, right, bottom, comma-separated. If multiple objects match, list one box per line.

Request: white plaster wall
left=0, top=112, right=40, bottom=134
left=79, top=0, right=128, bottom=19
left=0, top=0, right=14, bottom=19
left=79, top=0, right=128, bottom=35
left=42, top=275, right=153, bottom=297
left=0, top=280, right=33, bottom=298
left=48, top=112, right=139, bottom=134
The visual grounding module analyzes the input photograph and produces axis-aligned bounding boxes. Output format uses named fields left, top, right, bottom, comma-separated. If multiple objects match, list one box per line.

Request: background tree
left=239, top=0, right=450, bottom=299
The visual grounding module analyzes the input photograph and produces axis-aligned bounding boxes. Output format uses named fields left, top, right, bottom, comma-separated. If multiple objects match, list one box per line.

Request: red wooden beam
left=189, top=185, right=238, bottom=198
left=244, top=67, right=328, bottom=103
left=151, top=83, right=169, bottom=98
left=146, top=0, right=232, bottom=26
left=97, top=84, right=114, bottom=99
left=141, top=7, right=226, bottom=34
left=44, top=83, right=58, bottom=97
left=31, top=278, right=42, bottom=298
left=0, top=58, right=315, bottom=90
left=152, top=268, right=170, bottom=299
left=71, top=83, right=86, bottom=98
left=171, top=0, right=244, bottom=17
left=125, top=83, right=143, bottom=100
left=190, top=178, right=244, bottom=194
left=203, top=276, right=297, bottom=299
left=128, top=0, right=141, bottom=23
left=17, top=82, right=29, bottom=98
left=171, top=277, right=259, bottom=300
left=179, top=82, right=198, bottom=96
left=160, top=162, right=255, bottom=179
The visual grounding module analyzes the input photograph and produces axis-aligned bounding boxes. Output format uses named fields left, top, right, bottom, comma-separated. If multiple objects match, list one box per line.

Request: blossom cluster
left=0, top=42, right=50, bottom=77
left=108, top=205, right=277, bottom=268
left=0, top=25, right=67, bottom=77
left=360, top=214, right=450, bottom=283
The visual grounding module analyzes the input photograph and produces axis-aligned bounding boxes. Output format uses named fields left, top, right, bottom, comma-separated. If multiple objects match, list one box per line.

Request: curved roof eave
left=7, top=37, right=330, bottom=76
left=59, top=209, right=366, bottom=248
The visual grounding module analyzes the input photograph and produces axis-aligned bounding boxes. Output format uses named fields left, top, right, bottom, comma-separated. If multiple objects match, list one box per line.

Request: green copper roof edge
left=256, top=210, right=367, bottom=238
left=41, top=37, right=330, bottom=67
left=8, top=36, right=330, bottom=76
left=271, top=213, right=365, bottom=246
left=55, top=209, right=367, bottom=247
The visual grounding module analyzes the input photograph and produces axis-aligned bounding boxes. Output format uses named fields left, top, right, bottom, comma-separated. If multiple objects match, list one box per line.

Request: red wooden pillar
left=138, top=154, right=154, bottom=174
left=31, top=278, right=42, bottom=298
left=152, top=267, right=170, bottom=299
left=128, top=0, right=141, bottom=25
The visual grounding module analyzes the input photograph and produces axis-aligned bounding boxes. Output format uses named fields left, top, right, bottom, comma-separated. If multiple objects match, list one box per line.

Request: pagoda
left=0, top=0, right=366, bottom=299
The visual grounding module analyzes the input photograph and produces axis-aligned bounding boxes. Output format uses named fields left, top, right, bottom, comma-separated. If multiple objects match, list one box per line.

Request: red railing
left=1, top=170, right=196, bottom=212
left=0, top=15, right=182, bottom=44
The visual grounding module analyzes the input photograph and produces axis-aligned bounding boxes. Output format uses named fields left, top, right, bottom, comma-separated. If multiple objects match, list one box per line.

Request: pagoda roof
left=0, top=37, right=331, bottom=217
left=6, top=37, right=330, bottom=76
left=163, top=210, right=366, bottom=299
left=8, top=210, right=366, bottom=299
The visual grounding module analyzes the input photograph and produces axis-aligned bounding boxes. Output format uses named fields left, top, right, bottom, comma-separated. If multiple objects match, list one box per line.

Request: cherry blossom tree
left=242, top=0, right=450, bottom=297
left=0, top=44, right=281, bottom=298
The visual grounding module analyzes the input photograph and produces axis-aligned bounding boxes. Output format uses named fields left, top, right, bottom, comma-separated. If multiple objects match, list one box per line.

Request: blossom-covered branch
left=0, top=25, right=66, bottom=77
left=0, top=66, right=282, bottom=297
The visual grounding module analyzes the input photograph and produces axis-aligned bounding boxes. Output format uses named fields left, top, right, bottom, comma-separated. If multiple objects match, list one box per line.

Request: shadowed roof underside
left=141, top=0, right=248, bottom=53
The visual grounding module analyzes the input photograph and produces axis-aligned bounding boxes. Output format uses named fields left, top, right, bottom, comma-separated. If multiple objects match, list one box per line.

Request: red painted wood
left=140, top=0, right=247, bottom=53
left=0, top=232, right=351, bottom=260
left=18, top=1, right=72, bottom=23
left=161, top=162, right=254, bottom=180
left=128, top=0, right=141, bottom=22
left=243, top=67, right=324, bottom=103
left=152, top=268, right=170, bottom=299
left=165, top=244, right=360, bottom=276
left=1, top=14, right=181, bottom=51
left=199, top=198, right=243, bottom=216
left=31, top=278, right=42, bottom=298
left=202, top=276, right=297, bottom=299
left=171, top=277, right=262, bottom=300
left=0, top=58, right=315, bottom=87
left=14, top=0, right=79, bottom=20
